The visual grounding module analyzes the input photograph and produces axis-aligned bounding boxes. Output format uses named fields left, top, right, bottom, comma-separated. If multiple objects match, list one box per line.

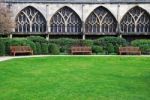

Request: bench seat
left=71, top=46, right=92, bottom=55
left=119, top=46, right=141, bottom=55
left=10, top=46, right=33, bottom=56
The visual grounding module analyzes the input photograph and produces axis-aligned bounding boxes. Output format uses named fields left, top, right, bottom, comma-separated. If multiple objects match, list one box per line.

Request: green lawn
left=0, top=56, right=150, bottom=100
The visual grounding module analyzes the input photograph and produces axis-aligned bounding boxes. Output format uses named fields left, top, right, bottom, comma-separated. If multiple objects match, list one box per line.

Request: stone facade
left=3, top=0, right=150, bottom=39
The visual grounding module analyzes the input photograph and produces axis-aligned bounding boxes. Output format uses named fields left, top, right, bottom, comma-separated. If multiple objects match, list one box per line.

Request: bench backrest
left=119, top=46, right=140, bottom=52
left=10, top=46, right=32, bottom=52
left=71, top=46, right=91, bottom=51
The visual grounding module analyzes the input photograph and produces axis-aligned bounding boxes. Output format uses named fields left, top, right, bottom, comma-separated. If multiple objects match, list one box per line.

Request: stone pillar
left=46, top=34, right=50, bottom=41
left=119, top=34, right=122, bottom=38
left=82, top=34, right=85, bottom=40
left=9, top=34, right=13, bottom=39
left=82, top=4, right=85, bottom=40
left=46, top=5, right=49, bottom=41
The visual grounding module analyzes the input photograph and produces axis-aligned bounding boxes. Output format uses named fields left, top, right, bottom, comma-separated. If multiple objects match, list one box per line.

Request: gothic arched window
left=15, top=6, right=46, bottom=33
left=50, top=6, right=82, bottom=33
left=120, top=6, right=150, bottom=33
left=85, top=6, right=117, bottom=34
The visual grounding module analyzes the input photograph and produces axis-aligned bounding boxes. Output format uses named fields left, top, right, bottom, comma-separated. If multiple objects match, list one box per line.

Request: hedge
left=94, top=37, right=127, bottom=54
left=48, top=43, right=60, bottom=55
left=0, top=38, right=5, bottom=56
left=49, top=38, right=93, bottom=53
left=4, top=38, right=36, bottom=55
left=41, top=43, right=49, bottom=54
left=131, top=39, right=150, bottom=54
left=27, top=36, right=47, bottom=43
left=35, top=42, right=42, bottom=55
left=92, top=45, right=103, bottom=54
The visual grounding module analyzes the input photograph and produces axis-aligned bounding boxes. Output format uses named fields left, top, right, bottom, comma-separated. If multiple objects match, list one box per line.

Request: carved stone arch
left=85, top=6, right=118, bottom=34
left=120, top=6, right=150, bottom=33
left=50, top=6, right=82, bottom=33
left=15, top=6, right=46, bottom=33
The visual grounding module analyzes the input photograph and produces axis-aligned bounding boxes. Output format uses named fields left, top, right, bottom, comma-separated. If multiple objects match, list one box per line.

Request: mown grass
left=0, top=56, right=150, bottom=100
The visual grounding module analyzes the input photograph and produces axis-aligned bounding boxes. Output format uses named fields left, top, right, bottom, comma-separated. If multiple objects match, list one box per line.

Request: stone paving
left=0, top=55, right=150, bottom=62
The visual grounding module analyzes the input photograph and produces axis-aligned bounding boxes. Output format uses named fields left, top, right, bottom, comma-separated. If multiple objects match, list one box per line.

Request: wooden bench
left=10, top=46, right=33, bottom=56
left=71, top=46, right=92, bottom=55
left=119, top=46, right=141, bottom=55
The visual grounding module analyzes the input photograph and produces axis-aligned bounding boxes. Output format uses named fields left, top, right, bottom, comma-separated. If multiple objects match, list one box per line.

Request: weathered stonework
left=3, top=0, right=150, bottom=39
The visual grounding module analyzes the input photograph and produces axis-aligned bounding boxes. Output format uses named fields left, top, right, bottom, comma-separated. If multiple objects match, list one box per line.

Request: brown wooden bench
left=71, top=46, right=92, bottom=55
left=119, top=46, right=141, bottom=55
left=10, top=46, right=33, bottom=56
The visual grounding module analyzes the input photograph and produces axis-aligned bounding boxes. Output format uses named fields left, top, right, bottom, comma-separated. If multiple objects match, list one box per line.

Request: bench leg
left=13, top=52, right=15, bottom=56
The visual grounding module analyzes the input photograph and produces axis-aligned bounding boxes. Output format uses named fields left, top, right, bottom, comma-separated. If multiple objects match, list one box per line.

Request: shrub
left=77, top=40, right=93, bottom=46
left=131, top=39, right=150, bottom=54
left=41, top=43, right=49, bottom=54
left=26, top=41, right=36, bottom=54
left=49, top=38, right=77, bottom=53
left=49, top=38, right=93, bottom=53
left=94, top=37, right=127, bottom=54
left=27, top=36, right=47, bottom=43
left=4, top=38, right=35, bottom=55
left=0, top=39, right=5, bottom=56
left=48, top=43, right=60, bottom=55
left=92, top=46, right=103, bottom=54
left=35, top=42, right=42, bottom=54
left=107, top=43, right=115, bottom=54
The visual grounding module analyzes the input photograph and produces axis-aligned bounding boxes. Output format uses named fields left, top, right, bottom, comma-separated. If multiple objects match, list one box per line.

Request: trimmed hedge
left=131, top=39, right=150, bottom=54
left=92, top=46, right=103, bottom=54
left=41, top=43, right=49, bottom=54
left=4, top=38, right=36, bottom=55
left=94, top=37, right=127, bottom=54
left=3, top=36, right=150, bottom=55
left=27, top=36, right=47, bottom=43
left=49, top=38, right=77, bottom=53
left=48, top=43, right=60, bottom=55
left=35, top=42, right=42, bottom=55
left=0, top=38, right=5, bottom=56
left=49, top=38, right=93, bottom=53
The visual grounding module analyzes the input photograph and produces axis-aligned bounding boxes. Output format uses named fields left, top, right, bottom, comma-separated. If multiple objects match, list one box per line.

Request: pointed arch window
left=85, top=6, right=117, bottom=34
left=50, top=6, right=82, bottom=33
left=120, top=6, right=150, bottom=33
left=15, top=6, right=46, bottom=33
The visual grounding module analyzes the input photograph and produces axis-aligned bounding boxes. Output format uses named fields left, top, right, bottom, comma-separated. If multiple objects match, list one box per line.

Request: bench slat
left=10, top=46, right=33, bottom=56
left=71, top=46, right=92, bottom=55
left=119, top=46, right=141, bottom=55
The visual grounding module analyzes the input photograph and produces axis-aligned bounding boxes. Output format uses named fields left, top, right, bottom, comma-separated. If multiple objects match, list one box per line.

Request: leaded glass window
left=120, top=6, right=150, bottom=33
left=85, top=6, right=117, bottom=33
left=15, top=6, right=46, bottom=33
left=50, top=6, right=82, bottom=33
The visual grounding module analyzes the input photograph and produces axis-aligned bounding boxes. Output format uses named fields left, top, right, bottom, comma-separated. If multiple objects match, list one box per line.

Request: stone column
left=9, top=34, right=13, bottom=39
left=82, top=4, right=85, bottom=40
left=46, top=4, right=49, bottom=41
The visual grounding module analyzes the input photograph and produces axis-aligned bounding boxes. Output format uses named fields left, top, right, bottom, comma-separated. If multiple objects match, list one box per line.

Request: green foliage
left=49, top=38, right=77, bottom=53
left=0, top=38, right=5, bottom=56
left=92, top=46, right=103, bottom=54
left=94, top=37, right=127, bottom=54
left=49, top=38, right=93, bottom=53
left=48, top=43, right=60, bottom=55
left=35, top=42, right=42, bottom=55
left=131, top=39, right=150, bottom=54
left=27, top=41, right=36, bottom=54
left=27, top=36, right=48, bottom=54
left=27, top=36, right=47, bottom=43
left=107, top=43, right=115, bottom=54
left=4, top=38, right=35, bottom=55
left=41, top=43, right=49, bottom=54
left=78, top=40, right=93, bottom=46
